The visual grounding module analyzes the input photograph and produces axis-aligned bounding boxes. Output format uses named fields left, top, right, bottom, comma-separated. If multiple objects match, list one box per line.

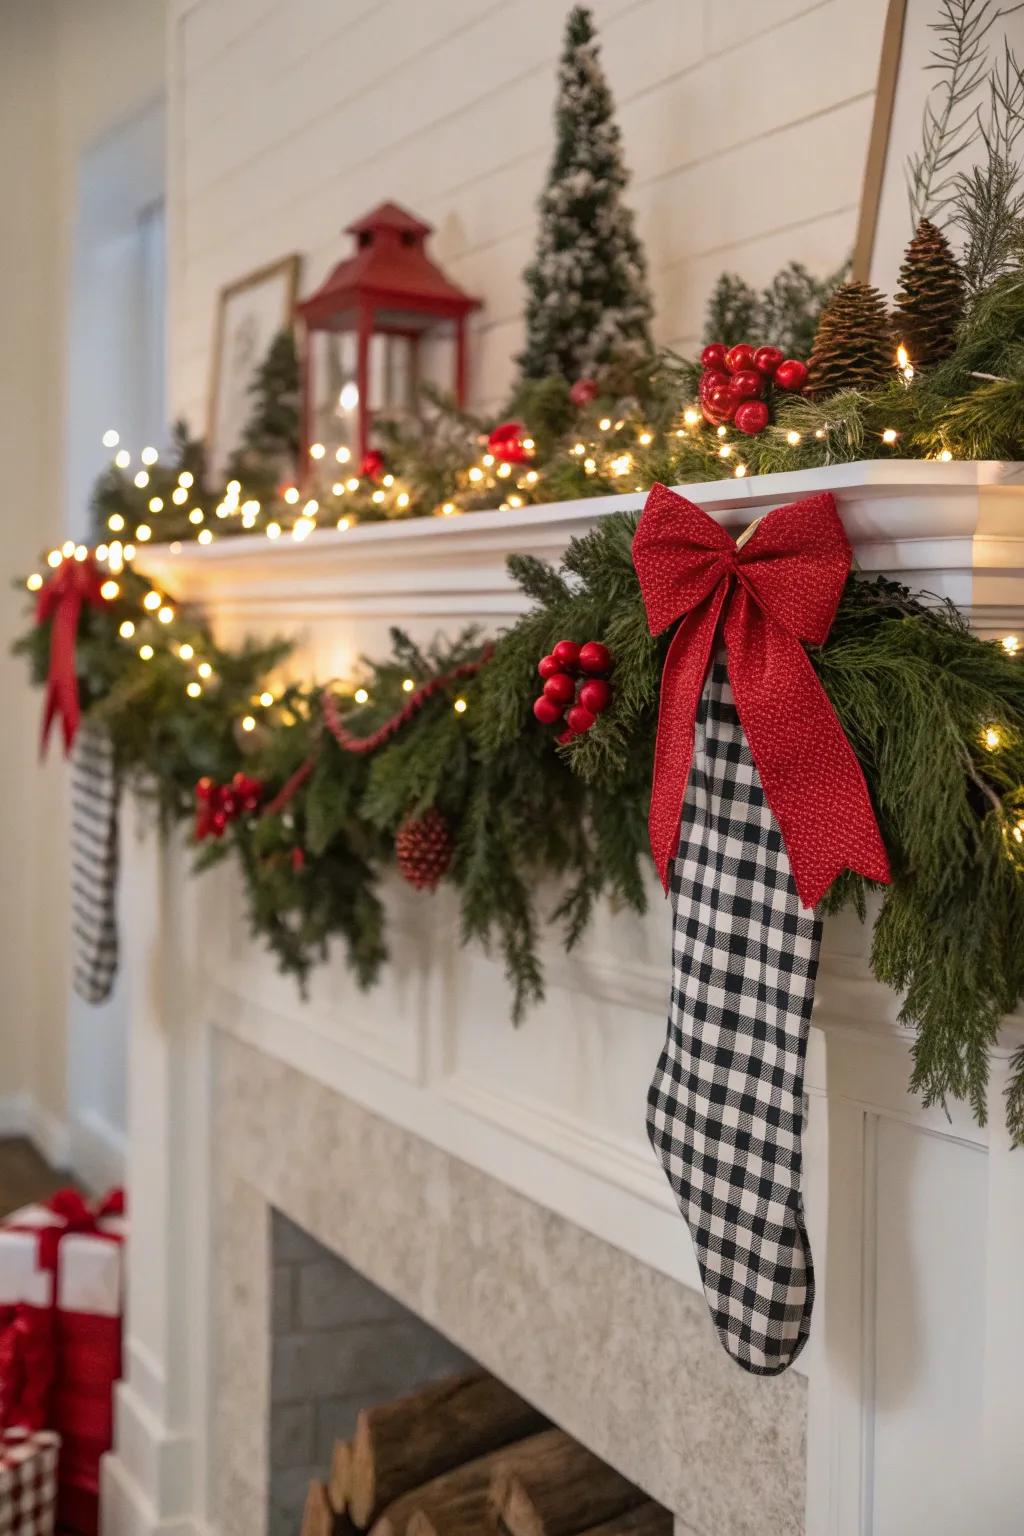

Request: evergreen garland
left=16, top=521, right=1024, bottom=1140
left=517, top=6, right=653, bottom=381
left=703, top=261, right=847, bottom=359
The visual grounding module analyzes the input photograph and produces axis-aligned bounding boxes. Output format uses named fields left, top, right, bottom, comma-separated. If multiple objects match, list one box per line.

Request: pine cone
left=806, top=281, right=894, bottom=398
left=893, top=217, right=964, bottom=368
left=395, top=808, right=453, bottom=892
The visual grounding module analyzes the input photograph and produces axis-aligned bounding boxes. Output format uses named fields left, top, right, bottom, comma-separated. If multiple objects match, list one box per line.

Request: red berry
left=566, top=704, right=596, bottom=734
left=552, top=639, right=581, bottom=670
left=734, top=400, right=770, bottom=435
left=579, top=678, right=611, bottom=714
left=569, top=377, right=599, bottom=406
left=533, top=695, right=564, bottom=725
left=753, top=346, right=783, bottom=375
left=701, top=343, right=727, bottom=370
left=700, top=367, right=730, bottom=392
left=196, top=776, right=214, bottom=801
left=537, top=653, right=561, bottom=680
left=775, top=358, right=808, bottom=392
left=728, top=369, right=764, bottom=401
left=556, top=727, right=575, bottom=745
left=211, top=810, right=228, bottom=836
left=578, top=640, right=612, bottom=675
left=543, top=672, right=576, bottom=706
left=724, top=344, right=755, bottom=374
left=291, top=847, right=306, bottom=872
left=708, top=385, right=736, bottom=420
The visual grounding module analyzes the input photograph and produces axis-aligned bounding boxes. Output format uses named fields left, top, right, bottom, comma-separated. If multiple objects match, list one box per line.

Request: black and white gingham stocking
left=70, top=725, right=120, bottom=1005
left=647, top=659, right=819, bottom=1374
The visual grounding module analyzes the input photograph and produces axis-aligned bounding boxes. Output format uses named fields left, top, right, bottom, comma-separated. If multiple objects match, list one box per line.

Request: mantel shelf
left=140, top=459, right=1024, bottom=637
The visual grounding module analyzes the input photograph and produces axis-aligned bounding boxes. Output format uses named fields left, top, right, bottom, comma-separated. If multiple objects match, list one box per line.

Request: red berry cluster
left=533, top=639, right=613, bottom=739
left=698, top=343, right=808, bottom=436
left=195, top=772, right=264, bottom=841
left=487, top=420, right=531, bottom=464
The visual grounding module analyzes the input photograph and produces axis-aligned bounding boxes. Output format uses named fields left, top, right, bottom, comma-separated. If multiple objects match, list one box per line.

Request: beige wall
left=168, top=0, right=889, bottom=425
left=0, top=0, right=165, bottom=1149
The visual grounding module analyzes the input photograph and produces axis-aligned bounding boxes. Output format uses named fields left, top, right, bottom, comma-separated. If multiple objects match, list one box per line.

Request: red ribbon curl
left=632, top=483, right=890, bottom=910
left=35, top=557, right=104, bottom=756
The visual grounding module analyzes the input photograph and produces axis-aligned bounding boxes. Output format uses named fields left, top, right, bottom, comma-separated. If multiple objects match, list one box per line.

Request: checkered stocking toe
left=647, top=660, right=819, bottom=1374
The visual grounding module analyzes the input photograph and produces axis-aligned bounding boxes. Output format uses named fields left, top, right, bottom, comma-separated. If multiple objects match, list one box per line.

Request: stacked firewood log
left=300, top=1370, right=670, bottom=1536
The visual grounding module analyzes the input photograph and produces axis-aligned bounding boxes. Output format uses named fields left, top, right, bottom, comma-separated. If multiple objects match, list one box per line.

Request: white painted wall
left=0, top=0, right=166, bottom=1165
left=168, top=0, right=891, bottom=426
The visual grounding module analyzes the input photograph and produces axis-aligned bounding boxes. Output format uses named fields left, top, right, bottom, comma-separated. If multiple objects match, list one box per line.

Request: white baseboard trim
left=103, top=1376, right=204, bottom=1536
left=69, top=1110, right=126, bottom=1193
left=0, top=1091, right=72, bottom=1173
left=101, top=1453, right=211, bottom=1536
left=0, top=1093, right=30, bottom=1137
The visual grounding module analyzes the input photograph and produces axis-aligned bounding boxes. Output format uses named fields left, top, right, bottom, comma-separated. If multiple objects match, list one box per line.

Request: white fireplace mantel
left=102, top=463, right=1024, bottom=1536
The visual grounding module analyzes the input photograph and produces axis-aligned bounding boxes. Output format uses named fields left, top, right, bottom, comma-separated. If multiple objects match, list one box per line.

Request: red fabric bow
left=37, top=1189, right=124, bottom=1273
left=632, top=483, right=890, bottom=909
left=36, top=557, right=104, bottom=756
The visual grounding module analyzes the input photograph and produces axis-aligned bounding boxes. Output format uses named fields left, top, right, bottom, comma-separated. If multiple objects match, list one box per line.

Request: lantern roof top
left=298, top=201, right=481, bottom=326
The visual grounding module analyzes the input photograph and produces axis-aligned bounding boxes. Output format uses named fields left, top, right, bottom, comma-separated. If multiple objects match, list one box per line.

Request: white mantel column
left=102, top=803, right=213, bottom=1536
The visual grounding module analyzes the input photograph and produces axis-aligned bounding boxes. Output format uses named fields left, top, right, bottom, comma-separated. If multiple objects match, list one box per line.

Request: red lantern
left=297, top=202, right=481, bottom=473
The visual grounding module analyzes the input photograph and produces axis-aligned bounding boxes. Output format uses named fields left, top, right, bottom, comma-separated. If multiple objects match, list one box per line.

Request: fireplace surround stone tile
left=212, top=1031, right=807, bottom=1536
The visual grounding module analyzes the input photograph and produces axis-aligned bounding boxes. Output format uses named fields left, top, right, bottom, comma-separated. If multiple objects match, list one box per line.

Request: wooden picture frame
left=206, top=253, right=301, bottom=485
left=852, top=0, right=909, bottom=282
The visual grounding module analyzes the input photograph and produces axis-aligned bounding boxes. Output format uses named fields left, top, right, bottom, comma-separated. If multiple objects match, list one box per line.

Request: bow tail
left=725, top=588, right=890, bottom=909
left=648, top=587, right=726, bottom=890
left=40, top=592, right=83, bottom=757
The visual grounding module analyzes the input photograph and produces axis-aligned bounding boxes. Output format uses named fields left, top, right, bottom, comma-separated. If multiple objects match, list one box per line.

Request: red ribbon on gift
left=632, top=483, right=890, bottom=909
left=36, top=556, right=104, bottom=756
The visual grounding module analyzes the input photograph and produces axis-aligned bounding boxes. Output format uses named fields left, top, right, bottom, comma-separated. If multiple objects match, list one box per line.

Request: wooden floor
left=0, top=1136, right=69, bottom=1218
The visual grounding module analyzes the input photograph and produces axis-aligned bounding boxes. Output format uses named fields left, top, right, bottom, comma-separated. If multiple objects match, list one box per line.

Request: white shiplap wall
left=169, top=0, right=889, bottom=423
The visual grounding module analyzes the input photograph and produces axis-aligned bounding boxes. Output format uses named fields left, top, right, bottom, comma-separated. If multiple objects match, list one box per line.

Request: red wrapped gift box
left=0, top=1428, right=60, bottom=1536
left=0, top=1194, right=125, bottom=1536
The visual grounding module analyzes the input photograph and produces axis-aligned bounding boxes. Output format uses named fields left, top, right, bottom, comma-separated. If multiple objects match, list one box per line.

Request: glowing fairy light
left=354, top=687, right=369, bottom=705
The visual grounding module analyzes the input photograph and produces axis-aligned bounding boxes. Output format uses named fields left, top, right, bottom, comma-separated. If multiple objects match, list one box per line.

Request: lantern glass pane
left=369, top=333, right=415, bottom=416
left=311, top=329, right=360, bottom=459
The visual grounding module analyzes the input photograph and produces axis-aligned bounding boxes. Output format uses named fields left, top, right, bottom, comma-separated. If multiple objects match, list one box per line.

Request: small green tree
left=225, top=329, right=300, bottom=495
left=517, top=6, right=653, bottom=382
